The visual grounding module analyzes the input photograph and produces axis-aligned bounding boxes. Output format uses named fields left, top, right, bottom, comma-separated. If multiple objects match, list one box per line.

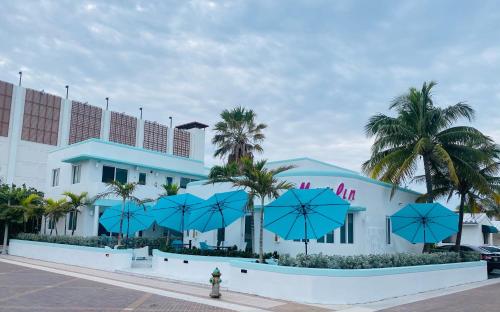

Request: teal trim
left=10, top=239, right=133, bottom=254
left=187, top=180, right=211, bottom=186
left=50, top=138, right=204, bottom=164
left=153, top=250, right=256, bottom=262
left=348, top=206, right=366, bottom=212
left=482, top=225, right=499, bottom=234
left=267, top=157, right=359, bottom=174
left=93, top=199, right=154, bottom=207
left=62, top=154, right=207, bottom=179
left=276, top=170, right=421, bottom=195
left=229, top=260, right=485, bottom=277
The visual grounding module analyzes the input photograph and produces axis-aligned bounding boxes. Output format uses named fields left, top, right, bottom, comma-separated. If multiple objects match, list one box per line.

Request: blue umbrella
left=189, top=190, right=248, bottom=233
left=99, top=201, right=155, bottom=238
left=391, top=203, right=458, bottom=243
left=264, top=188, right=350, bottom=254
left=151, top=193, right=204, bottom=237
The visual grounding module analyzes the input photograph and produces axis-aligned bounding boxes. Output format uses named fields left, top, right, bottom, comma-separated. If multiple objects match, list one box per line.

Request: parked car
left=435, top=244, right=500, bottom=273
left=480, top=245, right=500, bottom=254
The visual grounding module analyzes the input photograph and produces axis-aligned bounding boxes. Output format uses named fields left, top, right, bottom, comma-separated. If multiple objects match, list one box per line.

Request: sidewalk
left=2, top=255, right=499, bottom=312
left=0, top=255, right=333, bottom=312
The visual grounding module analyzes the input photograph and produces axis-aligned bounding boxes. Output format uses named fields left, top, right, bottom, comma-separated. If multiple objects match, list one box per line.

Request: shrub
left=278, top=251, right=480, bottom=269
left=14, top=233, right=165, bottom=254
left=159, top=243, right=277, bottom=260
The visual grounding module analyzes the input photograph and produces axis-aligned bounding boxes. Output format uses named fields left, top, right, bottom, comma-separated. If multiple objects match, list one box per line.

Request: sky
left=1, top=0, right=499, bottom=198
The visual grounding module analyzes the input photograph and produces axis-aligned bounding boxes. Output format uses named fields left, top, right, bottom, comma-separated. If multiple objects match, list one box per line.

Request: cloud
left=0, top=0, right=498, bottom=186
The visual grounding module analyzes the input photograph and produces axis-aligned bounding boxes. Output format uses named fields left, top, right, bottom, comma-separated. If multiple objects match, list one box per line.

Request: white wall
left=150, top=251, right=487, bottom=305
left=228, top=260, right=487, bottom=304
left=186, top=171, right=423, bottom=256
left=8, top=239, right=133, bottom=271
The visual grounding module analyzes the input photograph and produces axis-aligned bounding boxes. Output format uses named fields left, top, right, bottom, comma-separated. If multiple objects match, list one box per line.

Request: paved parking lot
left=380, top=279, right=500, bottom=312
left=0, top=261, right=232, bottom=312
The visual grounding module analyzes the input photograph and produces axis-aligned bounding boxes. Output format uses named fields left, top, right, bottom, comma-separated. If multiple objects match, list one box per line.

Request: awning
left=482, top=225, right=499, bottom=234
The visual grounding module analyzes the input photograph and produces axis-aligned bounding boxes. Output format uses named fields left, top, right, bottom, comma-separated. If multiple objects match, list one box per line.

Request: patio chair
left=171, top=240, right=184, bottom=250
left=199, top=241, right=215, bottom=251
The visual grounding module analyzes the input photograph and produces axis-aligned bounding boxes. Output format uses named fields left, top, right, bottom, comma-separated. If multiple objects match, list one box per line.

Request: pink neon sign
left=299, top=181, right=356, bottom=201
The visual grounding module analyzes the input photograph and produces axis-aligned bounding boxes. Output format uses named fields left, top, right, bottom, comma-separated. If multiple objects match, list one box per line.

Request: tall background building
left=0, top=79, right=207, bottom=192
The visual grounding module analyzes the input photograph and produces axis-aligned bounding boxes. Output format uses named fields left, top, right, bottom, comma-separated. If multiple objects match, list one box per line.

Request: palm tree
left=363, top=81, right=487, bottom=202
left=0, top=185, right=40, bottom=254
left=481, top=192, right=500, bottom=219
left=43, top=198, right=68, bottom=236
left=93, top=181, right=143, bottom=246
left=212, top=106, right=267, bottom=164
left=63, top=192, right=89, bottom=236
left=232, top=159, right=294, bottom=262
left=430, top=144, right=499, bottom=250
left=22, top=194, right=44, bottom=233
left=206, top=160, right=253, bottom=249
left=161, top=183, right=180, bottom=196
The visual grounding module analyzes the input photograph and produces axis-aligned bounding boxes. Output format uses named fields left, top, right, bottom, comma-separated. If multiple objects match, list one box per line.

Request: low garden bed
left=278, top=251, right=480, bottom=269
left=15, top=233, right=165, bottom=252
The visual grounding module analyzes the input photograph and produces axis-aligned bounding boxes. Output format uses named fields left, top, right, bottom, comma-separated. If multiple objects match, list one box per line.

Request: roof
left=176, top=121, right=209, bottom=130
left=462, top=213, right=492, bottom=225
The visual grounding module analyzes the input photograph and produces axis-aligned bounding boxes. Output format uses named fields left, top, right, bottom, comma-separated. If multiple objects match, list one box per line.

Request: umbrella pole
left=304, top=219, right=308, bottom=255
left=181, top=208, right=184, bottom=247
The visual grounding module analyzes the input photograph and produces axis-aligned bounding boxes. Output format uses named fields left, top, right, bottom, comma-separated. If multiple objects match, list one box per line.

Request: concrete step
left=131, top=259, right=152, bottom=269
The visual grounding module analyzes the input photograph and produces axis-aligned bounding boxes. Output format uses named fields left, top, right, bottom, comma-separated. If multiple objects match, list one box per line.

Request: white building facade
left=0, top=78, right=206, bottom=192
left=185, top=158, right=423, bottom=256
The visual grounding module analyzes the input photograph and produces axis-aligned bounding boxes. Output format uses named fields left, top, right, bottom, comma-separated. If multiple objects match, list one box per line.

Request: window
left=109, top=112, right=137, bottom=146
left=71, top=165, right=81, bottom=184
left=217, top=228, right=226, bottom=246
left=68, top=211, right=77, bottom=231
left=173, top=128, right=190, bottom=157
left=317, top=230, right=334, bottom=243
left=48, top=218, right=55, bottom=230
left=386, top=217, right=391, bottom=244
left=340, top=213, right=354, bottom=244
left=138, top=173, right=146, bottom=185
left=102, top=166, right=128, bottom=184
left=166, top=176, right=173, bottom=186
left=68, top=101, right=102, bottom=144
left=51, top=168, right=60, bottom=187
left=21, top=89, right=61, bottom=145
left=115, top=168, right=128, bottom=184
left=0, top=80, right=13, bottom=137
left=102, top=166, right=115, bottom=183
left=143, top=121, right=168, bottom=153
left=180, top=177, right=198, bottom=189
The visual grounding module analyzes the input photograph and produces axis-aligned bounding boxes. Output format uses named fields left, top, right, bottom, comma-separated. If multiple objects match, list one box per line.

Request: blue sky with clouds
left=1, top=1, right=499, bottom=195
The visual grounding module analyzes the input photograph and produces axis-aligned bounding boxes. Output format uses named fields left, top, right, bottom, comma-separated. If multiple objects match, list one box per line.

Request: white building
left=443, top=213, right=498, bottom=246
left=0, top=78, right=206, bottom=192
left=44, top=138, right=208, bottom=237
left=185, top=158, right=423, bottom=256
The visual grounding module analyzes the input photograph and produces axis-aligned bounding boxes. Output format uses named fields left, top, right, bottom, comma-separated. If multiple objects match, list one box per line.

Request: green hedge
left=278, top=252, right=481, bottom=269
left=159, top=244, right=277, bottom=259
left=15, top=233, right=165, bottom=253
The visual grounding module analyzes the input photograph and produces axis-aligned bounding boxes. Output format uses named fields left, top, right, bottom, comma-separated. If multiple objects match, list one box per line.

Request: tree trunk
left=250, top=210, right=255, bottom=253
left=422, top=154, right=434, bottom=203
left=55, top=221, right=58, bottom=236
left=64, top=214, right=67, bottom=236
left=2, top=223, right=9, bottom=254
left=259, top=198, right=265, bottom=263
left=454, top=193, right=466, bottom=251
left=118, top=199, right=125, bottom=246
left=422, top=154, right=434, bottom=253
left=44, top=217, right=47, bottom=235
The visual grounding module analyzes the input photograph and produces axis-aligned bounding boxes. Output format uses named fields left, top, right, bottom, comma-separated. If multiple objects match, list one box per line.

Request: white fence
left=152, top=250, right=487, bottom=304
left=8, top=240, right=133, bottom=271
left=8, top=242, right=488, bottom=304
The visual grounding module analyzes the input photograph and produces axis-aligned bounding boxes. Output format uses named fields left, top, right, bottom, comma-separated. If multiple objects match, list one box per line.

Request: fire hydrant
left=209, top=267, right=222, bottom=298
